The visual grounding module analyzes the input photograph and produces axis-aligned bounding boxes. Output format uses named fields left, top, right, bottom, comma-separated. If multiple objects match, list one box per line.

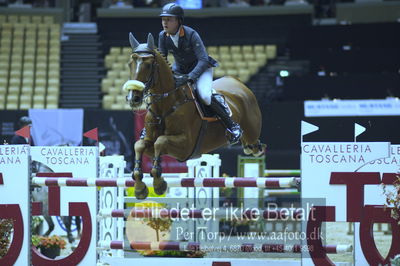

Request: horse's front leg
left=133, top=139, right=153, bottom=199
left=151, top=134, right=186, bottom=195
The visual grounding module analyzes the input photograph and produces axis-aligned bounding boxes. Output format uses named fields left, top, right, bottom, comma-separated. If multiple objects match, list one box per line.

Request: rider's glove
left=174, top=74, right=191, bottom=87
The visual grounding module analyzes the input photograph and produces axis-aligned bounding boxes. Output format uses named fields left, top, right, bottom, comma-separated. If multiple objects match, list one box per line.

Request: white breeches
left=196, top=67, right=213, bottom=105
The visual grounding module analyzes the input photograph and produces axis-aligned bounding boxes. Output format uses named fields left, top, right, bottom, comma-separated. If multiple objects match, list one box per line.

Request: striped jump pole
left=32, top=177, right=298, bottom=188
left=98, top=241, right=353, bottom=254
left=264, top=170, right=301, bottom=177
left=97, top=208, right=304, bottom=220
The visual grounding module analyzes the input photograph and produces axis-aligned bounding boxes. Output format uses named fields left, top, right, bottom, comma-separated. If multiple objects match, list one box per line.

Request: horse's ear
left=147, top=33, right=155, bottom=50
left=129, top=32, right=140, bottom=51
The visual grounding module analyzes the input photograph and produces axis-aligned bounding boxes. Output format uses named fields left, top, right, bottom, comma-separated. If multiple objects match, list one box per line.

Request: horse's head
left=123, top=32, right=157, bottom=108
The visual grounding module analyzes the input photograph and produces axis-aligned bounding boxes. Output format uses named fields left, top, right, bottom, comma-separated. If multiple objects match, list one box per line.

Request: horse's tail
left=213, top=76, right=266, bottom=157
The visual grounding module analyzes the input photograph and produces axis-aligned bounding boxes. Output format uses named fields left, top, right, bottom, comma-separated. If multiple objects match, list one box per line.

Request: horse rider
left=158, top=2, right=243, bottom=144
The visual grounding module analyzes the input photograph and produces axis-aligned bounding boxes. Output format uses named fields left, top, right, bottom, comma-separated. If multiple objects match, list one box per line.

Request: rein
left=133, top=52, right=194, bottom=130
left=143, top=86, right=181, bottom=105
left=143, top=60, right=158, bottom=94
left=145, top=85, right=194, bottom=128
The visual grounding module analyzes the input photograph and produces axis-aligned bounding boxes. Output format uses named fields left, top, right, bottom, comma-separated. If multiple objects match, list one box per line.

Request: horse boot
left=139, top=128, right=146, bottom=139
left=210, top=94, right=243, bottom=144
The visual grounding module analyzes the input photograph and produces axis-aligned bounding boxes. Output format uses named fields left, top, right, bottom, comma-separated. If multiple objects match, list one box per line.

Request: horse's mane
left=154, top=48, right=174, bottom=77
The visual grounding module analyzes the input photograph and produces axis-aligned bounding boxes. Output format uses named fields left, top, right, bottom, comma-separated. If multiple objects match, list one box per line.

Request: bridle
left=130, top=51, right=158, bottom=95
left=129, top=50, right=194, bottom=132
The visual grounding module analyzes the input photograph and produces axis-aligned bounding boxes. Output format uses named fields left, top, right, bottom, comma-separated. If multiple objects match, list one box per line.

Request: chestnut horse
left=124, top=33, right=265, bottom=199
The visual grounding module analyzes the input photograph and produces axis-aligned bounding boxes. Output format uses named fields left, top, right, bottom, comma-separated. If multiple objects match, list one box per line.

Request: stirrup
left=227, top=124, right=242, bottom=145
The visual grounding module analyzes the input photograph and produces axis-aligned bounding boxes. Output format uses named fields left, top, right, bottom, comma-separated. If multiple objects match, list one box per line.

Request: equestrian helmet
left=160, top=3, right=184, bottom=20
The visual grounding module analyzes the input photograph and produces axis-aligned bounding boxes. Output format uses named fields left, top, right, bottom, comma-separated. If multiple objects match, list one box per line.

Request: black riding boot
left=210, top=94, right=243, bottom=144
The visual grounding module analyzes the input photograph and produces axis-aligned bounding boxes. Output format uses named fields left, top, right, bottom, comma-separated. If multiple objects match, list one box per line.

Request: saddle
left=187, top=83, right=232, bottom=122
left=141, top=82, right=233, bottom=160
left=184, top=83, right=233, bottom=160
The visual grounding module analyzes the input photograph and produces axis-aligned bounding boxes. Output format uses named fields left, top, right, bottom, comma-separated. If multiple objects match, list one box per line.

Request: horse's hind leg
left=240, top=123, right=265, bottom=157
left=239, top=109, right=266, bottom=157
left=43, top=215, right=54, bottom=236
left=64, top=216, right=74, bottom=243
left=75, top=216, right=81, bottom=237
left=242, top=139, right=266, bottom=157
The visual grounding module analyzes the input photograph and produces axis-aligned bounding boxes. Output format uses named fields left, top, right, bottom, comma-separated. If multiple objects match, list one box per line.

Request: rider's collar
left=166, top=26, right=184, bottom=37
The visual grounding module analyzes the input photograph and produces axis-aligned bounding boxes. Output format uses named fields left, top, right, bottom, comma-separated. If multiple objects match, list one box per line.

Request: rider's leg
left=196, top=67, right=213, bottom=105
left=196, top=68, right=242, bottom=144
left=209, top=94, right=242, bottom=144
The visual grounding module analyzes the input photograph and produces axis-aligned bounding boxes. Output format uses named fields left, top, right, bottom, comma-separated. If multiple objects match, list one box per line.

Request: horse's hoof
left=133, top=169, right=143, bottom=180
left=135, top=186, right=149, bottom=200
left=153, top=178, right=167, bottom=195
left=150, top=166, right=161, bottom=179
left=243, top=146, right=252, bottom=155
left=254, top=143, right=267, bottom=157
left=135, top=183, right=149, bottom=199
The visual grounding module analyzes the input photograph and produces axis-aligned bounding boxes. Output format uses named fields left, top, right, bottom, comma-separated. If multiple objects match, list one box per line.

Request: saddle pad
left=188, top=84, right=232, bottom=122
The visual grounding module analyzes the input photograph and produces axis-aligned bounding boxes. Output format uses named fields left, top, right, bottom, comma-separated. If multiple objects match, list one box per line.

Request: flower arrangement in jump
left=32, top=235, right=67, bottom=250
left=0, top=219, right=13, bottom=258
left=383, top=174, right=400, bottom=225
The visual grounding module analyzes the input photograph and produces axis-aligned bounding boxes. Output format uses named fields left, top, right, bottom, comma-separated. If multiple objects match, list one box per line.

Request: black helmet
left=160, top=3, right=184, bottom=20
left=19, top=116, right=32, bottom=127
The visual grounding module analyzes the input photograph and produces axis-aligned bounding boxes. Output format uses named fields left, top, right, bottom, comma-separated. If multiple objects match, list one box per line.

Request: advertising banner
left=0, top=145, right=30, bottom=266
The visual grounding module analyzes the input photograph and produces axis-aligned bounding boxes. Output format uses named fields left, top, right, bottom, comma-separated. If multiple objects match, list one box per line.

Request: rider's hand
left=174, top=74, right=189, bottom=87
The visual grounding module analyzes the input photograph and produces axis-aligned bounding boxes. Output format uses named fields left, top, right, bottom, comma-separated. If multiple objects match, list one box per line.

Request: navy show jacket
left=158, top=25, right=218, bottom=81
